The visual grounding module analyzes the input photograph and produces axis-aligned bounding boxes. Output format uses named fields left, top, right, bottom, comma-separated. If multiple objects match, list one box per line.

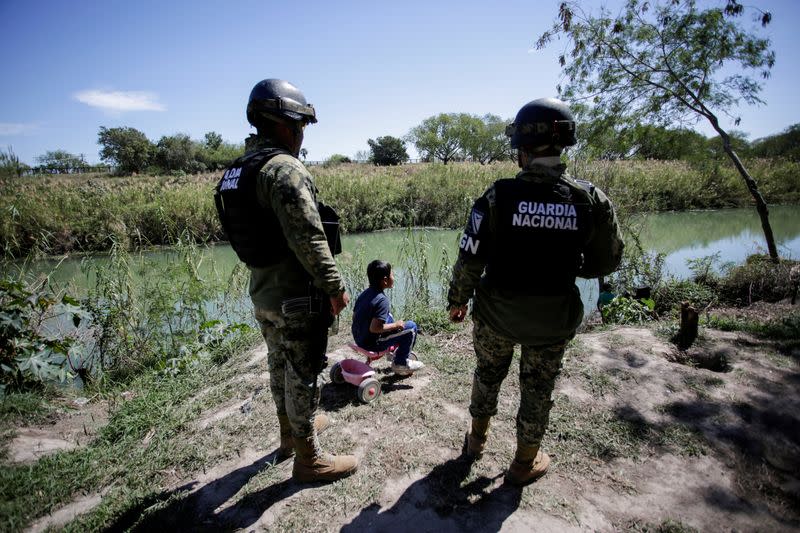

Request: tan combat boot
left=292, top=433, right=358, bottom=483
left=277, top=414, right=330, bottom=459
left=505, top=440, right=551, bottom=486
left=464, top=417, right=491, bottom=458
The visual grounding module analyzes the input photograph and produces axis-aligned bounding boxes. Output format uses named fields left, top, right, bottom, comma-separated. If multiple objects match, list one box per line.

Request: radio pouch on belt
left=317, top=201, right=342, bottom=256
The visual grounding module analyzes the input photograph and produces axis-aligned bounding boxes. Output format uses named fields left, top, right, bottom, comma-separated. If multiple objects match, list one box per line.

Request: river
left=11, top=205, right=800, bottom=319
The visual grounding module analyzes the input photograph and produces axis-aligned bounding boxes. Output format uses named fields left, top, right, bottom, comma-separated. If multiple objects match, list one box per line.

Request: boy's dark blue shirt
left=352, top=286, right=392, bottom=349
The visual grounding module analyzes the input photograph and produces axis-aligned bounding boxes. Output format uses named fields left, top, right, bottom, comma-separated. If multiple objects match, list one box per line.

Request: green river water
left=12, top=205, right=800, bottom=320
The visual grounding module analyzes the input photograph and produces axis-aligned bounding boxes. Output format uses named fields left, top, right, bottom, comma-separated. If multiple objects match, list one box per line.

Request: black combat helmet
left=246, top=79, right=317, bottom=127
left=505, top=98, right=576, bottom=150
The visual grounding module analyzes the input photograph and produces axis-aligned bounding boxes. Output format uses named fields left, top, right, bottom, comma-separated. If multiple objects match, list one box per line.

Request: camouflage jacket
left=447, top=163, right=624, bottom=344
left=244, top=135, right=345, bottom=310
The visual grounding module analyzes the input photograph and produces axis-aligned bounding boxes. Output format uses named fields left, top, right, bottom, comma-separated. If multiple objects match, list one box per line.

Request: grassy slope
left=2, top=306, right=798, bottom=531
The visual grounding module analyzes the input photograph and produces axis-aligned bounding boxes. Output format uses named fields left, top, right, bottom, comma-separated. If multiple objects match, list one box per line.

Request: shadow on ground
left=104, top=450, right=300, bottom=532
left=341, top=452, right=521, bottom=532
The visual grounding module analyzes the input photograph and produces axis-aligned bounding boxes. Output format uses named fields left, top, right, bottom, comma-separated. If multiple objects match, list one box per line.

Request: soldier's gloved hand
left=449, top=304, right=468, bottom=323
left=330, top=291, right=350, bottom=316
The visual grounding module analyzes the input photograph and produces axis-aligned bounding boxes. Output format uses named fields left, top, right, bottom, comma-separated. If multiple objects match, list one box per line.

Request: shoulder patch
left=468, top=208, right=484, bottom=234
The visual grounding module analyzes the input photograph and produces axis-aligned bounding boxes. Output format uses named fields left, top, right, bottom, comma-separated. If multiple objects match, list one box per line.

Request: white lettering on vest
left=512, top=201, right=579, bottom=231
left=219, top=167, right=243, bottom=191
left=460, top=233, right=480, bottom=254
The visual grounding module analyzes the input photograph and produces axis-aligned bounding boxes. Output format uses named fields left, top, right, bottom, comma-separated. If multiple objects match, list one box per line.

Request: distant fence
left=19, top=166, right=115, bottom=176
left=14, top=158, right=428, bottom=175
left=304, top=158, right=424, bottom=166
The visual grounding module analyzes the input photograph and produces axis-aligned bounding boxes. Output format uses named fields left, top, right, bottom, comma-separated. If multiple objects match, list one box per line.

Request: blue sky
left=1, top=0, right=799, bottom=165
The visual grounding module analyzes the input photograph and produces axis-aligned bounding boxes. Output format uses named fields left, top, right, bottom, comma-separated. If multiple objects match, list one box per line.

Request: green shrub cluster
left=0, top=278, right=87, bottom=393
left=715, top=254, right=799, bottom=305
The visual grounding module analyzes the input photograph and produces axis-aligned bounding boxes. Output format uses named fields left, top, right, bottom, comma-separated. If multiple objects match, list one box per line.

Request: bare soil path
left=9, top=314, right=800, bottom=532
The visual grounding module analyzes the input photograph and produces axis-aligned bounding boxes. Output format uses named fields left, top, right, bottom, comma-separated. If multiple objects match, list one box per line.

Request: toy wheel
left=329, top=362, right=345, bottom=385
left=409, top=351, right=418, bottom=361
left=357, top=378, right=382, bottom=403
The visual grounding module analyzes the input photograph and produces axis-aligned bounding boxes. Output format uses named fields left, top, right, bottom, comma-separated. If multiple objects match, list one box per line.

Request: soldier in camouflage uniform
left=448, top=98, right=623, bottom=485
left=215, top=79, right=357, bottom=483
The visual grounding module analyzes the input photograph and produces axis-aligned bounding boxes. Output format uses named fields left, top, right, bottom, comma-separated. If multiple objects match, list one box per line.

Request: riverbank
left=1, top=298, right=798, bottom=531
left=2, top=158, right=798, bottom=257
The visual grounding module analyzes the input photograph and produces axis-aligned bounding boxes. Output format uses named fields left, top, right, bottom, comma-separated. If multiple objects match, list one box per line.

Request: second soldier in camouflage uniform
left=448, top=98, right=623, bottom=485
left=215, top=79, right=357, bottom=483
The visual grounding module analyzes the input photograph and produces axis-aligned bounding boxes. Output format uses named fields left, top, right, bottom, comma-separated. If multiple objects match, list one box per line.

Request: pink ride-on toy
left=329, top=344, right=396, bottom=403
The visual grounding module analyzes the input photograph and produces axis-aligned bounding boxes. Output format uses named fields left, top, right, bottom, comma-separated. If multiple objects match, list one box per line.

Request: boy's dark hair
left=367, top=260, right=392, bottom=289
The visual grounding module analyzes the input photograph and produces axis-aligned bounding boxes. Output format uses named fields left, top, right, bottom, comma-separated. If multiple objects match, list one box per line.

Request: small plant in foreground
left=0, top=278, right=89, bottom=394
left=601, top=296, right=655, bottom=325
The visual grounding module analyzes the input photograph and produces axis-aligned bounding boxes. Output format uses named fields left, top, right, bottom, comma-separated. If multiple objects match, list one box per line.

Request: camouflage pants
left=255, top=306, right=329, bottom=439
left=469, top=317, right=568, bottom=448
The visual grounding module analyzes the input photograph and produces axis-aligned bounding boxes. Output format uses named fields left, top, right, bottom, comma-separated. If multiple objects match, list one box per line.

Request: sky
left=1, top=0, right=799, bottom=165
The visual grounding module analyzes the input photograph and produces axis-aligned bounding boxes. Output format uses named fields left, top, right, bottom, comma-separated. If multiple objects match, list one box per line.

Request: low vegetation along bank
left=1, top=158, right=799, bottom=257
left=1, top=246, right=798, bottom=529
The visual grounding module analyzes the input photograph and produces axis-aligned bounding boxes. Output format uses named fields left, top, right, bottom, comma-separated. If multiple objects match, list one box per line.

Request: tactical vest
left=485, top=178, right=593, bottom=294
left=214, top=147, right=291, bottom=267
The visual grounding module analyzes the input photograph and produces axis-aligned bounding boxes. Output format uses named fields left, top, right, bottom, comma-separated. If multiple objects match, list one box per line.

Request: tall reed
left=2, top=158, right=798, bottom=257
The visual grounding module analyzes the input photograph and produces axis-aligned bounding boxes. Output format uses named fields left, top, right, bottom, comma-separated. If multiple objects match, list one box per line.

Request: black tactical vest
left=485, top=178, right=593, bottom=294
left=214, top=148, right=291, bottom=267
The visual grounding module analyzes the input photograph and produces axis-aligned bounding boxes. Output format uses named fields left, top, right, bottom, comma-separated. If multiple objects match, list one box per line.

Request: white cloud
left=0, top=122, right=39, bottom=136
left=74, top=89, right=166, bottom=112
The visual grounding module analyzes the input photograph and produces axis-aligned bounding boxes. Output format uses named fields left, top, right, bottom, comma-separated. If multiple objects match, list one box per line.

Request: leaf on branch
left=761, top=12, right=772, bottom=27
left=559, top=2, right=572, bottom=31
left=724, top=1, right=743, bottom=17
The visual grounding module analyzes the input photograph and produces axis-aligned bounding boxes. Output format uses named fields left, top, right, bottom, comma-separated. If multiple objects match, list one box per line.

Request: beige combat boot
left=464, top=416, right=491, bottom=458
left=292, top=433, right=358, bottom=483
left=505, top=440, right=551, bottom=486
left=277, top=414, right=330, bottom=459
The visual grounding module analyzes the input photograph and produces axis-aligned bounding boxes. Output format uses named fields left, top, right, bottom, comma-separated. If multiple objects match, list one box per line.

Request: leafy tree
left=197, top=140, right=244, bottom=171
left=538, top=0, right=780, bottom=260
left=706, top=130, right=752, bottom=160
left=299, top=148, right=308, bottom=161
left=633, top=126, right=709, bottom=161
left=35, top=150, right=87, bottom=174
left=155, top=133, right=203, bottom=173
left=97, top=126, right=153, bottom=174
left=367, top=136, right=409, bottom=166
left=461, top=114, right=513, bottom=164
left=752, top=123, right=800, bottom=161
left=204, top=131, right=223, bottom=150
left=406, top=113, right=467, bottom=164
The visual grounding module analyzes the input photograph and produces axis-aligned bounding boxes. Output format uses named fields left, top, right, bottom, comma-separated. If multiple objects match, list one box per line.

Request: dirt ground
left=10, top=307, right=800, bottom=532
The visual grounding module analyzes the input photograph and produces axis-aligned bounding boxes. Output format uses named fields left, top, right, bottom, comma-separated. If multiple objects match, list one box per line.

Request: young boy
left=352, top=260, right=424, bottom=376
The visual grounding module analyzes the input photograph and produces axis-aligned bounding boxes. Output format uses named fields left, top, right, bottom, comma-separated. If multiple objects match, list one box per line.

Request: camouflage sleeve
left=447, top=186, right=494, bottom=308
left=579, top=186, right=624, bottom=278
left=262, top=155, right=345, bottom=296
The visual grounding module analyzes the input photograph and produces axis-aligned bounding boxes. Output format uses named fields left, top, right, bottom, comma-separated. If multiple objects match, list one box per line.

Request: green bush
left=717, top=255, right=798, bottom=305
left=0, top=278, right=88, bottom=393
left=323, top=154, right=352, bottom=167
left=653, top=280, right=716, bottom=316
left=601, top=295, right=655, bottom=324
